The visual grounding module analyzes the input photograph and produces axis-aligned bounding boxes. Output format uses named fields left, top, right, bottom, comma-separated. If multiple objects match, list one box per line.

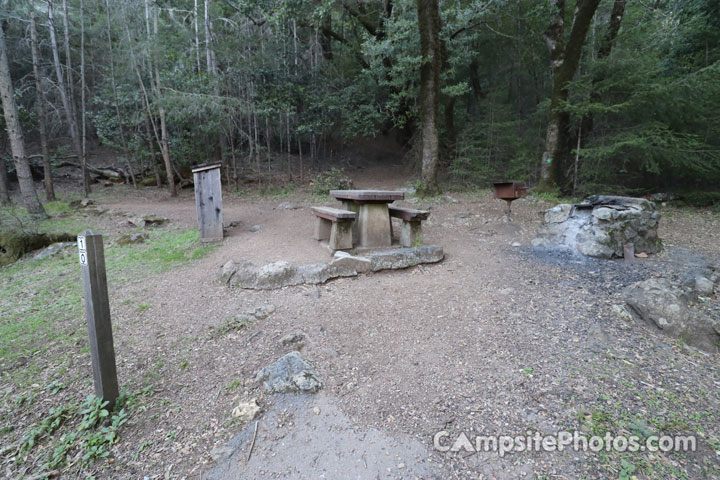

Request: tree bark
left=0, top=157, right=10, bottom=205
left=48, top=0, right=87, bottom=193
left=79, top=0, right=90, bottom=196
left=0, top=24, right=46, bottom=216
left=417, top=0, right=441, bottom=194
left=539, top=0, right=601, bottom=192
left=30, top=13, right=55, bottom=201
left=152, top=1, right=176, bottom=196
left=144, top=113, right=162, bottom=187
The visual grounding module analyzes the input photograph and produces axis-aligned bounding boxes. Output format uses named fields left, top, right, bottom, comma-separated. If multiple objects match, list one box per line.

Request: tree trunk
left=145, top=113, right=162, bottom=187
left=194, top=0, right=202, bottom=74
left=79, top=0, right=90, bottom=196
left=417, top=0, right=441, bottom=195
left=0, top=25, right=45, bottom=216
left=151, top=0, right=176, bottom=196
left=30, top=14, right=55, bottom=201
left=48, top=0, right=87, bottom=193
left=0, top=157, right=10, bottom=205
left=539, top=0, right=601, bottom=192
left=61, top=0, right=77, bottom=125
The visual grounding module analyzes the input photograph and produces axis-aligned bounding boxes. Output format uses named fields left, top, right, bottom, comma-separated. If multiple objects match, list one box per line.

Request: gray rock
left=280, top=332, right=305, bottom=346
left=276, top=202, right=301, bottom=210
left=694, top=276, right=714, bottom=296
left=369, top=246, right=444, bottom=271
left=330, top=251, right=371, bottom=274
left=255, top=261, right=298, bottom=289
left=256, top=352, right=323, bottom=394
left=221, top=260, right=259, bottom=288
left=624, top=278, right=720, bottom=352
left=116, top=232, right=149, bottom=245
left=128, top=214, right=168, bottom=228
left=248, top=224, right=262, bottom=232
left=33, top=242, right=74, bottom=260
left=544, top=204, right=571, bottom=224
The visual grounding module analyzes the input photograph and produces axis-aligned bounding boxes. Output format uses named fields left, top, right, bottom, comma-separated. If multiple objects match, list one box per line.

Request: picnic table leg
left=399, top=220, right=422, bottom=247
left=313, top=217, right=331, bottom=241
left=329, top=219, right=354, bottom=251
left=358, top=203, right=391, bottom=248
left=341, top=200, right=360, bottom=245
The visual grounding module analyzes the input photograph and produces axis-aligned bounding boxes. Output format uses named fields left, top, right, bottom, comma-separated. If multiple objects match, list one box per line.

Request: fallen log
left=54, top=160, right=125, bottom=181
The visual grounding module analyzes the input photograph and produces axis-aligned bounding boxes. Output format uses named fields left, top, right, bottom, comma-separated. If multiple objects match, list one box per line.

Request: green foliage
left=310, top=168, right=352, bottom=196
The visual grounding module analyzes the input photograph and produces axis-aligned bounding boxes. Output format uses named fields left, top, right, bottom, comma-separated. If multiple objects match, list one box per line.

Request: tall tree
left=151, top=0, right=176, bottom=196
left=539, top=0, right=601, bottom=192
left=417, top=0, right=441, bottom=194
left=48, top=0, right=88, bottom=195
left=30, top=13, right=55, bottom=201
left=0, top=22, right=46, bottom=216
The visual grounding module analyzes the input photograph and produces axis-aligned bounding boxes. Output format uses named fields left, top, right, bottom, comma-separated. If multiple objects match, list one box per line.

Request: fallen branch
left=247, top=421, right=258, bottom=462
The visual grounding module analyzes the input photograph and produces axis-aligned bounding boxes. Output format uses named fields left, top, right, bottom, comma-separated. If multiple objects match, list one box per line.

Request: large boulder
left=256, top=352, right=323, bottom=394
left=623, top=278, right=720, bottom=352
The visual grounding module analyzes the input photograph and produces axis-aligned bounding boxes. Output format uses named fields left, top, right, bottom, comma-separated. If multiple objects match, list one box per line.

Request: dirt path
left=86, top=169, right=720, bottom=480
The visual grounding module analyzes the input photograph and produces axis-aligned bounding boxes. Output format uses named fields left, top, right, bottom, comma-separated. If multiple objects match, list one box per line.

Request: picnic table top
left=329, top=190, right=405, bottom=202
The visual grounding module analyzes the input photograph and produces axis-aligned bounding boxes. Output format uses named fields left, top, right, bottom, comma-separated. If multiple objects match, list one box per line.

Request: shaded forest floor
left=1, top=165, right=719, bottom=480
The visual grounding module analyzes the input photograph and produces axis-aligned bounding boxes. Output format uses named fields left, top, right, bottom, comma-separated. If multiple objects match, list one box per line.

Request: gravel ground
left=4, top=166, right=719, bottom=480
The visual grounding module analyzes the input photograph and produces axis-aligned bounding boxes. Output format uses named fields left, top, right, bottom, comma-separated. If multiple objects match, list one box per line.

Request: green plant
left=310, top=168, right=352, bottom=197
left=619, top=458, right=637, bottom=480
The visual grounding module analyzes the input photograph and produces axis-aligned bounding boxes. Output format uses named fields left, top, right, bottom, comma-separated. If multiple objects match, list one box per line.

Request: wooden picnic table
left=330, top=190, right=405, bottom=248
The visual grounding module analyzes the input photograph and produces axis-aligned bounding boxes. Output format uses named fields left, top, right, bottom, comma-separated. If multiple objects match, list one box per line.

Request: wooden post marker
left=192, top=163, right=224, bottom=242
left=78, top=230, right=119, bottom=410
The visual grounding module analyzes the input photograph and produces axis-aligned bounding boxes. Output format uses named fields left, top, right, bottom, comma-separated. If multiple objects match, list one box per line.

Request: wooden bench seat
left=311, top=207, right=356, bottom=251
left=388, top=205, right=430, bottom=247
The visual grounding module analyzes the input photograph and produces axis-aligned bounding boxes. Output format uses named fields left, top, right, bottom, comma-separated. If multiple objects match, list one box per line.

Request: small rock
left=635, top=252, right=648, bottom=258
left=511, top=242, right=521, bottom=247
left=128, top=214, right=168, bottom=228
left=280, top=331, right=305, bottom=346
left=612, top=304, right=633, bottom=322
left=694, top=276, right=714, bottom=296
left=116, top=232, right=149, bottom=245
left=231, top=398, right=261, bottom=423
left=248, top=225, right=262, bottom=232
left=313, top=407, right=321, bottom=415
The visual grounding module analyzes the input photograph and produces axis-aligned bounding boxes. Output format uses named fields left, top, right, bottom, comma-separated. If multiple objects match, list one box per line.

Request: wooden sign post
left=78, top=230, right=119, bottom=410
left=192, top=163, right=224, bottom=242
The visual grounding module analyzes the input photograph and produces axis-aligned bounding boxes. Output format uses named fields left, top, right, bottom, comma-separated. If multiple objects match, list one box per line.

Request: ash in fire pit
left=532, top=195, right=661, bottom=259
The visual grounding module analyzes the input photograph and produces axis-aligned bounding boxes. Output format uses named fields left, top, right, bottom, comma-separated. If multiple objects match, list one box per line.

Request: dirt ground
left=4, top=165, right=720, bottom=479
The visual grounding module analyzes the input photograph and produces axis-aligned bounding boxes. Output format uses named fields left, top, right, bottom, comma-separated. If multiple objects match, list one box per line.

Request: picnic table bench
left=388, top=205, right=430, bottom=247
left=311, top=206, right=356, bottom=251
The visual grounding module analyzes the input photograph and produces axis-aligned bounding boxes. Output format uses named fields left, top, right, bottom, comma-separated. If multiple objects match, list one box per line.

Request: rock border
left=219, top=245, right=444, bottom=290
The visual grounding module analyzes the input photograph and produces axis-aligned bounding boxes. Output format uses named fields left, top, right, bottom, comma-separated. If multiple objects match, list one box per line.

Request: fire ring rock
left=533, top=195, right=661, bottom=259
